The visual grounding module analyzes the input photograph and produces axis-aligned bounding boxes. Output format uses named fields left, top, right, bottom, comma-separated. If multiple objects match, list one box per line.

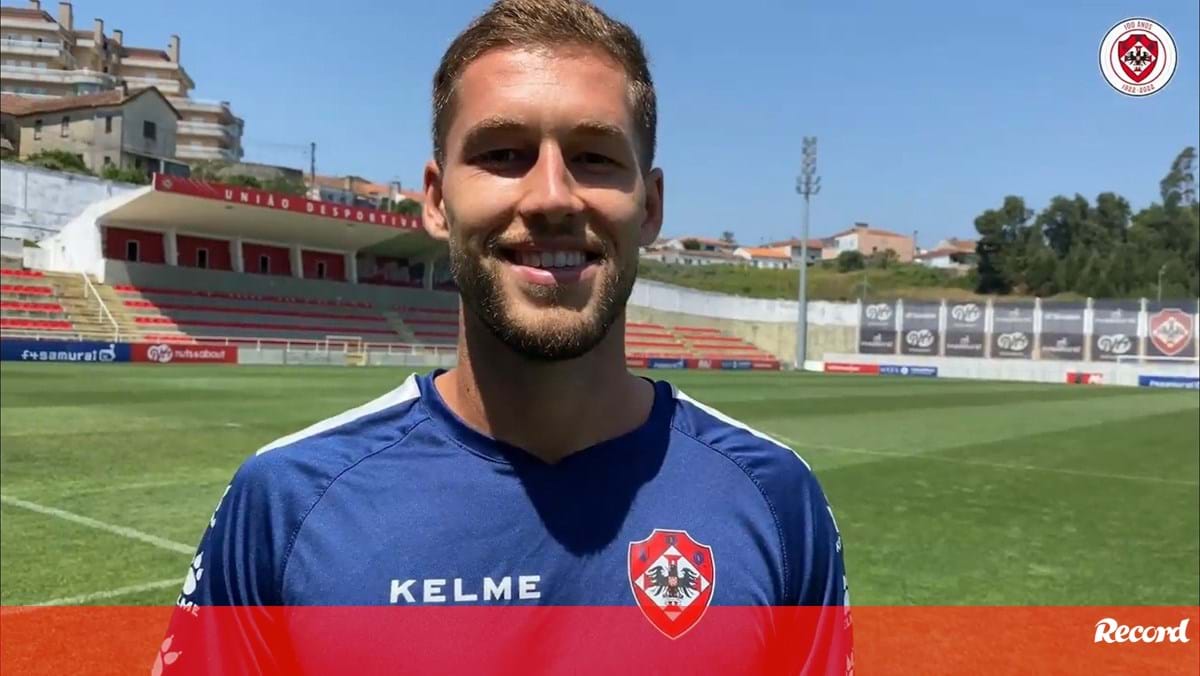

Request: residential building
left=640, top=245, right=740, bottom=266
left=0, top=1, right=243, bottom=163
left=914, top=237, right=977, bottom=271
left=308, top=174, right=422, bottom=210
left=0, top=85, right=187, bottom=174
left=733, top=246, right=793, bottom=269
left=820, top=222, right=916, bottom=262
left=764, top=238, right=824, bottom=265
left=658, top=235, right=738, bottom=254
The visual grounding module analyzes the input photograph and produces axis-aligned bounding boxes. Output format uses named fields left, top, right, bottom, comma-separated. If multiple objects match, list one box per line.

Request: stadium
left=1, top=167, right=1197, bottom=673
left=1, top=0, right=1198, bottom=673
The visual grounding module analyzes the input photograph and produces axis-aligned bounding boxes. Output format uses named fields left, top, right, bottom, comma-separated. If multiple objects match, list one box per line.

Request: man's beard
left=448, top=233, right=635, bottom=362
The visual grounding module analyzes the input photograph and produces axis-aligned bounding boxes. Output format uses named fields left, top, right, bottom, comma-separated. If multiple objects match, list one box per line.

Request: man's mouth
left=496, top=245, right=604, bottom=285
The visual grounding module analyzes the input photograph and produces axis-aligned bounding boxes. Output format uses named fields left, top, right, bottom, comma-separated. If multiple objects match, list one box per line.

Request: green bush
left=22, top=150, right=93, bottom=175
left=836, top=250, right=864, bottom=272
left=100, top=164, right=150, bottom=185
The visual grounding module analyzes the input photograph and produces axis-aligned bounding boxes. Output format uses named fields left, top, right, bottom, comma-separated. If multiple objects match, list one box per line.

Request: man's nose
left=516, top=143, right=584, bottom=225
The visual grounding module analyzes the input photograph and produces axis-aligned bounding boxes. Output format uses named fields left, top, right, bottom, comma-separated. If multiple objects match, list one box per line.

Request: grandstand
left=0, top=174, right=778, bottom=366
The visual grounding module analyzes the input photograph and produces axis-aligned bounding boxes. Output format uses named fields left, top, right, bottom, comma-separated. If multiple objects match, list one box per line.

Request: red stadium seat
left=0, top=269, right=45, bottom=279
left=0, top=318, right=73, bottom=330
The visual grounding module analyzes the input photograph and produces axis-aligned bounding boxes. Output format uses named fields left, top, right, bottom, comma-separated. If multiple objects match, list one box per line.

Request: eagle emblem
left=628, top=529, right=715, bottom=639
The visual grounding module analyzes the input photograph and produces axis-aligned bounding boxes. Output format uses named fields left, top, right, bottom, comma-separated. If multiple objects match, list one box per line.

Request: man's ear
left=638, top=168, right=664, bottom=247
left=423, top=159, right=450, bottom=242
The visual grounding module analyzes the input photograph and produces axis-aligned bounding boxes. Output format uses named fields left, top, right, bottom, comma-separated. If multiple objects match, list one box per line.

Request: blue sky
left=76, top=0, right=1198, bottom=247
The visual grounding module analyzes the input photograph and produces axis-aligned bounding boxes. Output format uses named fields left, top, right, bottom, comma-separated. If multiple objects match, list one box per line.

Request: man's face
left=425, top=46, right=663, bottom=361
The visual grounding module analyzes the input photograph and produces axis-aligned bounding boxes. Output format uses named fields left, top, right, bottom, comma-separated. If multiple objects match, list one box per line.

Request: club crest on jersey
left=627, top=529, right=715, bottom=639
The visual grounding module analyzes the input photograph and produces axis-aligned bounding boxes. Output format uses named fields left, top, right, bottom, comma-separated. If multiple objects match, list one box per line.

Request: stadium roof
left=96, top=175, right=444, bottom=259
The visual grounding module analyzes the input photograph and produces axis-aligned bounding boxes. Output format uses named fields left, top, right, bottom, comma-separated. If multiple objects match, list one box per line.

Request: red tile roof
left=0, top=87, right=180, bottom=118
left=737, top=246, right=792, bottom=260
left=765, top=238, right=824, bottom=250
left=828, top=224, right=908, bottom=239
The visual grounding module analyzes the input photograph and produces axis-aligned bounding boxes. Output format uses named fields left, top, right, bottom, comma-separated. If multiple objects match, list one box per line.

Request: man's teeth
left=517, top=251, right=587, bottom=268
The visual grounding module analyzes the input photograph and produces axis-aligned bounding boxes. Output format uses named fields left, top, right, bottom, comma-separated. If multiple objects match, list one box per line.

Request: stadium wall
left=819, top=352, right=1199, bottom=388
left=0, top=162, right=140, bottom=242
left=628, top=279, right=856, bottom=361
left=237, top=347, right=455, bottom=368
left=625, top=304, right=854, bottom=362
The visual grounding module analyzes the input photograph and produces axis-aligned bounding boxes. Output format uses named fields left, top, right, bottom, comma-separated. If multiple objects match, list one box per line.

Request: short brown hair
left=432, top=0, right=656, bottom=170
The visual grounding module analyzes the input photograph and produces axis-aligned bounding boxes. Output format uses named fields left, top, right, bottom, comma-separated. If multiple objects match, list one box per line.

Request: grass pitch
left=1, top=363, right=1197, bottom=606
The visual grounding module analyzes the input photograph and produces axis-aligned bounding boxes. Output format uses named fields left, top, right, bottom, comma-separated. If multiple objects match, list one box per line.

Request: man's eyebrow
left=571, top=119, right=628, bottom=142
left=460, top=116, right=527, bottom=150
left=459, top=116, right=630, bottom=150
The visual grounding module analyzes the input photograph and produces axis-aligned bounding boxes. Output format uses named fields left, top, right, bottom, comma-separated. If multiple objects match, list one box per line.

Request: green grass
left=639, top=259, right=980, bottom=301
left=1, top=363, right=1197, bottom=606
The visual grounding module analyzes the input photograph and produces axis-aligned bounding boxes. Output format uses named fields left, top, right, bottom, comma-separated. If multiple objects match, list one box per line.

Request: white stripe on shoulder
left=256, top=374, right=421, bottom=455
left=671, top=385, right=813, bottom=471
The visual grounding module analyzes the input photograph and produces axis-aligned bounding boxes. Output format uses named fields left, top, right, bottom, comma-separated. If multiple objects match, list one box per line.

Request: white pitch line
left=778, top=438, right=1200, bottom=487
left=0, top=578, right=182, bottom=616
left=0, top=494, right=194, bottom=554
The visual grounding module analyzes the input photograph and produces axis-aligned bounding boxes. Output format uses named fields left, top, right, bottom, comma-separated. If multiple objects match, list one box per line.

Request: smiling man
left=160, top=1, right=848, bottom=673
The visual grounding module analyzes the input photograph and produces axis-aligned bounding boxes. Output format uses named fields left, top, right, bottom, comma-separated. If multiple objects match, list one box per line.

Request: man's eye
left=576, top=152, right=616, bottom=166
left=476, top=149, right=525, bottom=165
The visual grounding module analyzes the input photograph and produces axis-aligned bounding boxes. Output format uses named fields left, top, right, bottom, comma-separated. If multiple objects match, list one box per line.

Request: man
left=160, top=1, right=848, bottom=673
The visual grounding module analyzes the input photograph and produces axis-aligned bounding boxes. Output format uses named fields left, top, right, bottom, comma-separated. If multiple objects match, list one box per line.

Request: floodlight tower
left=794, top=137, right=820, bottom=370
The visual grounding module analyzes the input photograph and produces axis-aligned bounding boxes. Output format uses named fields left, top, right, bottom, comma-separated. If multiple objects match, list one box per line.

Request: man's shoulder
left=237, top=375, right=429, bottom=493
left=667, top=383, right=816, bottom=486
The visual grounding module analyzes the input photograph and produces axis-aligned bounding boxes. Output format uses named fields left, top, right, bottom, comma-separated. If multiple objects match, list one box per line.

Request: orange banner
left=1, top=605, right=1196, bottom=675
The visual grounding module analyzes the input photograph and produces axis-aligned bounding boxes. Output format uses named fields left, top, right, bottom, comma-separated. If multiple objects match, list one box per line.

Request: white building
left=733, top=246, right=792, bottom=269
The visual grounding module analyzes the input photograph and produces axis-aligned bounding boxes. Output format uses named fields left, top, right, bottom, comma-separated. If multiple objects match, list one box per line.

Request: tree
left=22, top=149, right=93, bottom=175
left=720, top=230, right=736, bottom=244
left=973, top=195, right=1032, bottom=294
left=222, top=174, right=262, bottom=189
left=1021, top=237, right=1058, bottom=296
left=188, top=160, right=231, bottom=182
left=681, top=238, right=702, bottom=251
left=1036, top=194, right=1091, bottom=259
left=392, top=199, right=422, bottom=216
left=260, top=175, right=307, bottom=195
left=1092, top=192, right=1132, bottom=244
left=836, top=250, right=864, bottom=272
left=1160, top=146, right=1197, bottom=208
left=968, top=147, right=1200, bottom=298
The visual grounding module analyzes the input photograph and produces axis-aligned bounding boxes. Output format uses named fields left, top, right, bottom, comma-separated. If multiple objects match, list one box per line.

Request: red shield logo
left=628, top=529, right=715, bottom=639
left=1148, top=309, right=1195, bottom=356
left=1117, top=33, right=1159, bottom=82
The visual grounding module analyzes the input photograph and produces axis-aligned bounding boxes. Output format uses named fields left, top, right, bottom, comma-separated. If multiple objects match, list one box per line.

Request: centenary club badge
left=1099, top=18, right=1177, bottom=97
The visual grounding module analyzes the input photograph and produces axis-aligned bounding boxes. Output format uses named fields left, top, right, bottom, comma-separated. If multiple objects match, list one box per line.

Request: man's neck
left=435, top=313, right=655, bottom=464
